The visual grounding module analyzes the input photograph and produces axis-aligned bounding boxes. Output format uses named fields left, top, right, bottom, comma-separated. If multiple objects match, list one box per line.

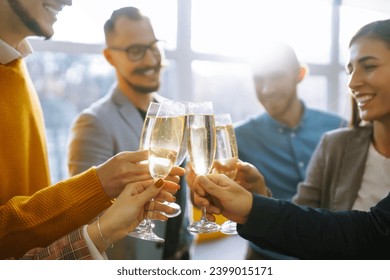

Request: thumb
left=197, top=175, right=220, bottom=196
left=237, top=161, right=251, bottom=173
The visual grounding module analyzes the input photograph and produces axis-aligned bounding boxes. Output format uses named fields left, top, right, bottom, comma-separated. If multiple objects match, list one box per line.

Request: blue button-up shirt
left=235, top=103, right=347, bottom=200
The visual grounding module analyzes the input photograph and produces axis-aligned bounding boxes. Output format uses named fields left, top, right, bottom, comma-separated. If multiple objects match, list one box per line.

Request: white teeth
left=355, top=95, right=374, bottom=107
left=44, top=5, right=59, bottom=16
left=143, top=69, right=155, bottom=76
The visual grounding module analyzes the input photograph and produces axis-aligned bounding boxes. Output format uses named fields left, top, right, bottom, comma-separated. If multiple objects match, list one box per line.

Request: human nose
left=260, top=78, right=276, bottom=96
left=348, top=69, right=363, bottom=93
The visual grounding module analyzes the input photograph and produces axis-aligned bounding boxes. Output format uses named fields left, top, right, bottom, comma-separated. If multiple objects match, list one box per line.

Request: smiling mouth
left=354, top=94, right=375, bottom=108
left=43, top=4, right=63, bottom=19
left=143, top=69, right=156, bottom=76
left=135, top=67, right=160, bottom=77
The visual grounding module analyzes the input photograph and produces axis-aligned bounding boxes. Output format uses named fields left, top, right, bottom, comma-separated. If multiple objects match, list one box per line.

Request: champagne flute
left=146, top=100, right=186, bottom=241
left=140, top=102, right=183, bottom=217
left=128, top=102, right=160, bottom=239
left=151, top=103, right=183, bottom=218
left=186, top=101, right=220, bottom=233
left=150, top=101, right=184, bottom=218
left=211, top=114, right=239, bottom=235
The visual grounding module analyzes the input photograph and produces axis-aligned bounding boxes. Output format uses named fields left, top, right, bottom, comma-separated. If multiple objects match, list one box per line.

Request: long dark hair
left=348, top=19, right=390, bottom=128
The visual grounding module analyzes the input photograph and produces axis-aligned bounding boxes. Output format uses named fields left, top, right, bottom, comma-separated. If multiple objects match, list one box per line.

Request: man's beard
left=8, top=0, right=52, bottom=39
left=124, top=66, right=161, bottom=94
left=125, top=78, right=160, bottom=94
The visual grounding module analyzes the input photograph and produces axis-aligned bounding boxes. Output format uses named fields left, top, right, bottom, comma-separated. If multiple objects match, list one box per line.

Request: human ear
left=103, top=48, right=115, bottom=66
left=297, top=63, right=309, bottom=83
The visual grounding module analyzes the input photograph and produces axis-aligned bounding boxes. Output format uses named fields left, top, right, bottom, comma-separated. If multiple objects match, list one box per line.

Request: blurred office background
left=25, top=0, right=389, bottom=183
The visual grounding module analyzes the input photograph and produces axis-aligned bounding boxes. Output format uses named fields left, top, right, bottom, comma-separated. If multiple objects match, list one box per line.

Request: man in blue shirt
left=235, top=42, right=347, bottom=259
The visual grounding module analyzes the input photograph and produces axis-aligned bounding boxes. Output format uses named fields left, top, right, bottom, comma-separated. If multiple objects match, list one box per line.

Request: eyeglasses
left=108, top=40, right=164, bottom=62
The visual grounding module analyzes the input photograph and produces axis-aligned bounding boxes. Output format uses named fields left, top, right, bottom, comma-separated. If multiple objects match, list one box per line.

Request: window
left=192, top=0, right=332, bottom=63
left=52, top=0, right=177, bottom=49
left=26, top=53, right=178, bottom=182
left=339, top=4, right=389, bottom=64
left=192, top=61, right=261, bottom=122
left=25, top=0, right=389, bottom=182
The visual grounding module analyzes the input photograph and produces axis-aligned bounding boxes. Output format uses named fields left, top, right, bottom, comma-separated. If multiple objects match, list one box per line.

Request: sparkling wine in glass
left=144, top=100, right=186, bottom=242
left=128, top=102, right=160, bottom=239
left=139, top=102, right=183, bottom=217
left=211, top=114, right=239, bottom=235
left=186, top=101, right=220, bottom=234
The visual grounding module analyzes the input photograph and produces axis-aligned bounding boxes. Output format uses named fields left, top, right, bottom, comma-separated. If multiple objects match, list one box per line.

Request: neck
left=277, top=98, right=303, bottom=128
left=372, top=120, right=390, bottom=158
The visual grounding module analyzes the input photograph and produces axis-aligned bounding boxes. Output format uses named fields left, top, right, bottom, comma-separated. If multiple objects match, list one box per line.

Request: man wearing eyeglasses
left=67, top=7, right=193, bottom=260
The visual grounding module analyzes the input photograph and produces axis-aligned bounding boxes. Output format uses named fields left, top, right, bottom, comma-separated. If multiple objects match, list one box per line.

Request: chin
left=43, top=33, right=54, bottom=40
left=136, top=86, right=159, bottom=94
left=359, top=111, right=375, bottom=123
left=41, top=27, right=55, bottom=40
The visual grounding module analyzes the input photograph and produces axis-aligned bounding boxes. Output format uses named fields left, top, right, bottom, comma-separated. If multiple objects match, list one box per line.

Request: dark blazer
left=238, top=193, right=390, bottom=259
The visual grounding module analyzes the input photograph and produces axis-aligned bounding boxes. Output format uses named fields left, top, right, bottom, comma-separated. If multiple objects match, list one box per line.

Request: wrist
left=87, top=216, right=113, bottom=253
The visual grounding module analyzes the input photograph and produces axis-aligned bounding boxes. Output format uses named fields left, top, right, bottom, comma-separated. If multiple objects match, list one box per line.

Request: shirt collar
left=0, top=39, right=33, bottom=64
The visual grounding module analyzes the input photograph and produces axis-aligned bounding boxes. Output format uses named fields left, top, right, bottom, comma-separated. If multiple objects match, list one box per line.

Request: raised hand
left=88, top=179, right=177, bottom=252
left=234, top=161, right=271, bottom=196
left=193, top=174, right=253, bottom=225
left=95, top=150, right=184, bottom=199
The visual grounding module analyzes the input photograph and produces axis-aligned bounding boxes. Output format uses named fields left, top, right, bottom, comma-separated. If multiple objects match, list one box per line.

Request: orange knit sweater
left=0, top=58, right=50, bottom=202
left=0, top=168, right=113, bottom=259
left=0, top=58, right=112, bottom=259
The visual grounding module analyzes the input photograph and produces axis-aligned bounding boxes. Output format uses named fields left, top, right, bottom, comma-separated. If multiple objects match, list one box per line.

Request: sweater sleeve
left=238, top=193, right=390, bottom=259
left=0, top=168, right=113, bottom=259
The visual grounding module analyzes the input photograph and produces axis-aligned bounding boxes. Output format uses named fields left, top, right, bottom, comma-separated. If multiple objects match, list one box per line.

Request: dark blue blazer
left=238, top=193, right=390, bottom=259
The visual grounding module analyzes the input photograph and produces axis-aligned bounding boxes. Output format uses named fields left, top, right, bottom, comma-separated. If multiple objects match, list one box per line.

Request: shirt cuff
left=83, top=225, right=108, bottom=260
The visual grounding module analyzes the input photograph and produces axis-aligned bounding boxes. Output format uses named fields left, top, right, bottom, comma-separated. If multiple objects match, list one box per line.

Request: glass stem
left=200, top=206, right=208, bottom=222
left=144, top=197, right=154, bottom=232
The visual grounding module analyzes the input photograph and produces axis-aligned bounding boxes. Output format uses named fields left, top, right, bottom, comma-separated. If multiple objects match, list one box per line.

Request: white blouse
left=352, top=143, right=390, bottom=211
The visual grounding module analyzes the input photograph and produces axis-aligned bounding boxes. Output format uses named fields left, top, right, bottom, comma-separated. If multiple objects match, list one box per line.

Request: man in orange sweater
left=0, top=0, right=183, bottom=259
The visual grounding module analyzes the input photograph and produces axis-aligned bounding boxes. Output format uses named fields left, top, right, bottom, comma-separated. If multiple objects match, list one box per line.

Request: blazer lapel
left=110, top=88, right=167, bottom=140
left=334, top=127, right=372, bottom=209
left=111, top=87, right=144, bottom=139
